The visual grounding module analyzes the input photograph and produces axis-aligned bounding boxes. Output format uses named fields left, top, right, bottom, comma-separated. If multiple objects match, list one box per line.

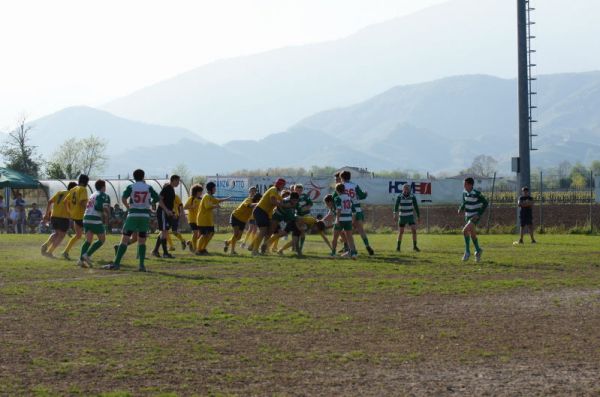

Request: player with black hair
left=104, top=169, right=160, bottom=271
left=458, top=177, right=488, bottom=262
left=79, top=179, right=111, bottom=267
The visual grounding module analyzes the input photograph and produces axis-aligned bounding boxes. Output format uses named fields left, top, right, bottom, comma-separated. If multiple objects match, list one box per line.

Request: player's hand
left=471, top=215, right=480, bottom=222
left=457, top=209, right=461, bottom=215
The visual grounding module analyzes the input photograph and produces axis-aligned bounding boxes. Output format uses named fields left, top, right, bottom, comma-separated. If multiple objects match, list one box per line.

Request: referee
left=152, top=175, right=180, bottom=258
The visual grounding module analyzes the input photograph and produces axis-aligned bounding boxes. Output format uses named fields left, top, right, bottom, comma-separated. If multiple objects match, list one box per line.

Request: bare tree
left=79, top=135, right=107, bottom=176
left=0, top=115, right=41, bottom=176
left=48, top=135, right=108, bottom=178
left=466, top=155, right=498, bottom=177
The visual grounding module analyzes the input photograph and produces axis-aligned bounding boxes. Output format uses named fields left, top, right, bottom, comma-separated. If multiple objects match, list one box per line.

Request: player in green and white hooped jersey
left=104, top=169, right=160, bottom=272
left=331, top=183, right=357, bottom=259
left=393, top=184, right=421, bottom=252
left=79, top=180, right=111, bottom=268
left=458, top=177, right=489, bottom=262
left=340, top=171, right=374, bottom=255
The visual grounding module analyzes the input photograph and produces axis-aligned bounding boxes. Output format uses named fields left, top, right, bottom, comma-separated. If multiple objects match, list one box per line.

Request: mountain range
left=101, top=0, right=600, bottom=144
left=18, top=71, right=600, bottom=176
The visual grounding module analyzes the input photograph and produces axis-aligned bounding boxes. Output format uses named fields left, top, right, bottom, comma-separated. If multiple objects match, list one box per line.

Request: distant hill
left=24, top=71, right=600, bottom=176
left=234, top=71, right=600, bottom=173
left=102, top=0, right=600, bottom=143
left=27, top=106, right=205, bottom=157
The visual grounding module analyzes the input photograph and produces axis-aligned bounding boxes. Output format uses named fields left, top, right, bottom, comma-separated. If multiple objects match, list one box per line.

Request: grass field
left=1, top=233, right=600, bottom=396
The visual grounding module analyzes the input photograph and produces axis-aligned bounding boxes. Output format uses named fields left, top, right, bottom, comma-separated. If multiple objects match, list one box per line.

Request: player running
left=79, top=180, right=111, bottom=268
left=224, top=187, right=260, bottom=255
left=340, top=171, right=374, bottom=255
left=458, top=177, right=488, bottom=262
left=62, top=174, right=89, bottom=260
left=104, top=169, right=160, bottom=272
left=41, top=182, right=77, bottom=257
left=393, top=184, right=421, bottom=252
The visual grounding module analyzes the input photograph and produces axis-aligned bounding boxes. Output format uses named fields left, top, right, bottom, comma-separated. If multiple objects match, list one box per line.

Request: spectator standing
left=517, top=187, right=536, bottom=244
left=0, top=195, right=5, bottom=233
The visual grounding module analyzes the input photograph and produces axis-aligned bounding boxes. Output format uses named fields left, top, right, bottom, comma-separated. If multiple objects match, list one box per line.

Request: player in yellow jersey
left=224, top=188, right=260, bottom=255
left=184, top=184, right=203, bottom=252
left=62, top=174, right=89, bottom=260
left=251, top=178, right=287, bottom=256
left=195, top=182, right=230, bottom=255
left=167, top=193, right=187, bottom=250
left=41, top=182, right=77, bottom=257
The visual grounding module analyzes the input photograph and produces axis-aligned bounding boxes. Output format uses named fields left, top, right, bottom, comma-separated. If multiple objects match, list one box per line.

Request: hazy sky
left=0, top=0, right=446, bottom=129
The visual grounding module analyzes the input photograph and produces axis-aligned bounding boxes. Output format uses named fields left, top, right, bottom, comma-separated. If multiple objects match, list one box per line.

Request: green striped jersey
left=394, top=193, right=420, bottom=217
left=296, top=193, right=313, bottom=216
left=273, top=197, right=297, bottom=223
left=123, top=182, right=160, bottom=218
left=460, top=189, right=488, bottom=218
left=83, top=191, right=110, bottom=224
left=343, top=181, right=367, bottom=213
left=334, top=193, right=354, bottom=222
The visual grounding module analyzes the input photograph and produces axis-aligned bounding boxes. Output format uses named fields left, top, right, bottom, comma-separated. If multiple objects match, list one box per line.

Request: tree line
left=0, top=116, right=108, bottom=178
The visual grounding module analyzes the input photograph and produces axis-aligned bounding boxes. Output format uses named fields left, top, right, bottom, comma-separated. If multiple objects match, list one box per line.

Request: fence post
left=486, top=172, right=496, bottom=234
left=539, top=170, right=544, bottom=233
left=590, top=170, right=593, bottom=233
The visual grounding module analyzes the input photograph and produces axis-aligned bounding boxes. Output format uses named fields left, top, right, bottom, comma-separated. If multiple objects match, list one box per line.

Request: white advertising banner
left=349, top=178, right=463, bottom=205
left=207, top=176, right=464, bottom=204
left=249, top=176, right=331, bottom=202
left=206, top=177, right=251, bottom=199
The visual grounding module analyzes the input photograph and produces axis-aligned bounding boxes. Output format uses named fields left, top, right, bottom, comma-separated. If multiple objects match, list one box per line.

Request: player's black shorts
left=156, top=209, right=172, bottom=231
left=170, top=218, right=179, bottom=232
left=199, top=226, right=215, bottom=235
left=123, top=230, right=147, bottom=238
left=73, top=219, right=83, bottom=227
left=51, top=217, right=70, bottom=232
left=230, top=215, right=246, bottom=230
left=285, top=221, right=301, bottom=237
left=520, top=212, right=533, bottom=227
left=253, top=207, right=271, bottom=228
left=189, top=222, right=199, bottom=231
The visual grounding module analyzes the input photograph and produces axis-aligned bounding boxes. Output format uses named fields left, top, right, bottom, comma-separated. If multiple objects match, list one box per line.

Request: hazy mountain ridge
left=27, top=106, right=205, bottom=158
left=101, top=0, right=600, bottom=144
left=22, top=71, right=600, bottom=176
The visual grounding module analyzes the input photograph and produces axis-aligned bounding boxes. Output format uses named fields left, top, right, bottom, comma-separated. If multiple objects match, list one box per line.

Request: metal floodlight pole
left=517, top=0, right=531, bottom=191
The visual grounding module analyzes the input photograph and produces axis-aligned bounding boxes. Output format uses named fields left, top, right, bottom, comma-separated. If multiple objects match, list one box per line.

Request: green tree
left=0, top=115, right=41, bottom=176
left=45, top=162, right=67, bottom=179
left=569, top=162, right=589, bottom=189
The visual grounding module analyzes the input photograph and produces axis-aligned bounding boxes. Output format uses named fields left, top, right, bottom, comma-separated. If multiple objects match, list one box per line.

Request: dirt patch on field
left=2, top=280, right=600, bottom=396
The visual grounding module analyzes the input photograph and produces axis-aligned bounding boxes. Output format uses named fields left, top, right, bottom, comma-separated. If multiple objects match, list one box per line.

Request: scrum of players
left=41, top=168, right=488, bottom=271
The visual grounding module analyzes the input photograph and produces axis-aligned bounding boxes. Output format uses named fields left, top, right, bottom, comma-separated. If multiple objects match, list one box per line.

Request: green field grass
left=1, top=233, right=600, bottom=396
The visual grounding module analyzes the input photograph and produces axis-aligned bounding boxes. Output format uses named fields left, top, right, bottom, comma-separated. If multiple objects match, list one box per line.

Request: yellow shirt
left=173, top=195, right=182, bottom=217
left=65, top=186, right=88, bottom=220
left=257, top=187, right=282, bottom=217
left=231, top=197, right=254, bottom=223
left=49, top=190, right=70, bottom=219
left=185, top=196, right=200, bottom=224
left=196, top=194, right=220, bottom=227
